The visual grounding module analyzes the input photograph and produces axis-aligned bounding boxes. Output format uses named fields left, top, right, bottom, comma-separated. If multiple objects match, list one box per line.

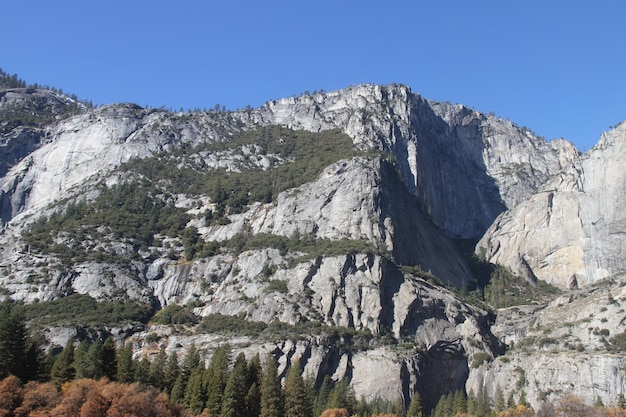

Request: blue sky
left=2, top=1, right=624, bottom=151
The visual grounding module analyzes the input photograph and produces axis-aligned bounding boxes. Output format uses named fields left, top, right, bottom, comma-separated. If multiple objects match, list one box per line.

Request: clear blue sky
left=2, top=0, right=624, bottom=151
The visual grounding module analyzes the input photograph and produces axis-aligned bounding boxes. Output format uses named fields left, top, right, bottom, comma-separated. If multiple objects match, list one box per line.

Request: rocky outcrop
left=253, top=85, right=578, bottom=239
left=2, top=82, right=625, bottom=411
left=135, top=256, right=498, bottom=409
left=467, top=274, right=626, bottom=409
left=477, top=122, right=626, bottom=288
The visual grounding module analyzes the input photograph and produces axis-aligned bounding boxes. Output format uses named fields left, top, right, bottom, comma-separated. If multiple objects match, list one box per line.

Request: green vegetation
left=23, top=179, right=191, bottom=265
left=453, top=239, right=561, bottom=309
left=22, top=125, right=367, bottom=265
left=0, top=67, right=92, bottom=134
left=17, top=293, right=153, bottom=329
left=151, top=304, right=200, bottom=326
left=122, top=125, right=361, bottom=219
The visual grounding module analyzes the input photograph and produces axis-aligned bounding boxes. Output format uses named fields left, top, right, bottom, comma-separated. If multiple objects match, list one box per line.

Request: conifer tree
left=149, top=346, right=167, bottom=390
left=73, top=340, right=91, bottom=379
left=87, top=339, right=104, bottom=380
left=245, top=382, right=262, bottom=417
left=453, top=390, right=467, bottom=415
left=50, top=338, right=75, bottom=385
left=283, top=359, right=311, bottom=417
left=406, top=391, right=423, bottom=417
left=102, top=337, right=117, bottom=381
left=326, top=378, right=356, bottom=415
left=164, top=351, right=180, bottom=394
left=494, top=385, right=506, bottom=413
left=221, top=371, right=239, bottom=417
left=314, top=376, right=332, bottom=417
left=170, top=374, right=186, bottom=404
left=261, top=354, right=283, bottom=417
left=229, top=353, right=250, bottom=413
left=116, top=343, right=135, bottom=383
left=135, top=356, right=151, bottom=384
left=186, top=365, right=208, bottom=415
left=205, top=345, right=231, bottom=416
left=466, top=390, right=477, bottom=416
left=0, top=303, right=29, bottom=381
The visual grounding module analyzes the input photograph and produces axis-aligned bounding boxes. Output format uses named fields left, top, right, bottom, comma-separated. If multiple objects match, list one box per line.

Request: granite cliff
left=0, top=79, right=624, bottom=411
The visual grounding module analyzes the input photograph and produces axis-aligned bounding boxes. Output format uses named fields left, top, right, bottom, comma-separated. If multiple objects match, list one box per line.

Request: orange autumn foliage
left=320, top=408, right=350, bottom=417
left=0, top=376, right=188, bottom=417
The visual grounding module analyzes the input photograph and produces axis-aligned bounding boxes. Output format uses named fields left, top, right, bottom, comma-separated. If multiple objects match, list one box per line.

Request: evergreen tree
left=116, top=343, right=135, bottom=383
left=50, top=338, right=75, bottom=385
left=205, top=345, right=231, bottom=416
left=476, top=389, right=491, bottom=417
left=0, top=302, right=29, bottom=381
left=507, top=392, right=516, bottom=409
left=102, top=337, right=117, bottom=381
left=245, top=382, right=262, bottom=417
left=229, top=353, right=251, bottom=414
left=86, top=339, right=104, bottom=380
left=314, top=376, right=332, bottom=417
left=170, top=374, right=186, bottom=404
left=261, top=354, right=283, bottom=417
left=246, top=353, right=263, bottom=417
left=135, top=356, right=151, bottom=384
left=73, top=340, right=91, bottom=379
left=466, top=390, right=477, bottom=416
left=494, top=385, right=506, bottom=413
left=164, top=351, right=180, bottom=394
left=149, top=346, right=167, bottom=390
left=406, top=391, right=423, bottom=417
left=326, top=378, right=357, bottom=415
left=283, top=359, right=311, bottom=417
left=221, top=371, right=239, bottom=417
left=453, top=390, right=467, bottom=415
left=181, top=343, right=201, bottom=384
left=186, top=365, right=208, bottom=415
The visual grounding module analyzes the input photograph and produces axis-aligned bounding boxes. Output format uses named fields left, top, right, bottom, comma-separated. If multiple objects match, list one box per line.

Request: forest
left=2, top=301, right=626, bottom=417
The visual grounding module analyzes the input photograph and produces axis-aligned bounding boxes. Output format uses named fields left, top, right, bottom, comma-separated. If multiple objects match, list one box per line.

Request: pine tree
left=406, top=391, right=423, bottom=417
left=476, top=389, right=491, bottom=417
left=73, top=340, right=91, bottom=379
left=261, top=354, right=283, bottom=417
left=453, top=390, right=467, bottom=415
left=86, top=339, right=104, bottom=380
left=246, top=353, right=263, bottom=417
left=221, top=371, right=239, bottom=417
left=50, top=338, right=75, bottom=386
left=284, top=359, right=311, bottom=417
left=102, top=337, right=117, bottom=381
left=135, top=356, right=151, bottom=384
left=314, top=375, right=332, bottom=417
left=116, top=343, right=135, bottom=383
left=229, top=353, right=251, bottom=414
left=466, top=390, right=477, bottom=416
left=0, top=303, right=29, bottom=381
left=493, top=385, right=506, bottom=413
left=170, top=374, right=186, bottom=404
left=245, top=382, right=262, bottom=417
left=186, top=365, right=208, bottom=415
left=327, top=378, right=357, bottom=415
left=149, top=346, right=167, bottom=390
left=164, top=351, right=180, bottom=394
left=205, top=345, right=231, bottom=416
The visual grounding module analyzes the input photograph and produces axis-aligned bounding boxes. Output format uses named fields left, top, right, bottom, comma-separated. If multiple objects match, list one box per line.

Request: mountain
left=477, top=121, right=626, bottom=288
left=0, top=80, right=625, bottom=412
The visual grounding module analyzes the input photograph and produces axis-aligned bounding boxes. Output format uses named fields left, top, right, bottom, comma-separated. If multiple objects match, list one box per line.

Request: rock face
left=254, top=85, right=578, bottom=239
left=477, top=122, right=626, bottom=288
left=1, top=82, right=625, bottom=411
left=467, top=274, right=626, bottom=410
